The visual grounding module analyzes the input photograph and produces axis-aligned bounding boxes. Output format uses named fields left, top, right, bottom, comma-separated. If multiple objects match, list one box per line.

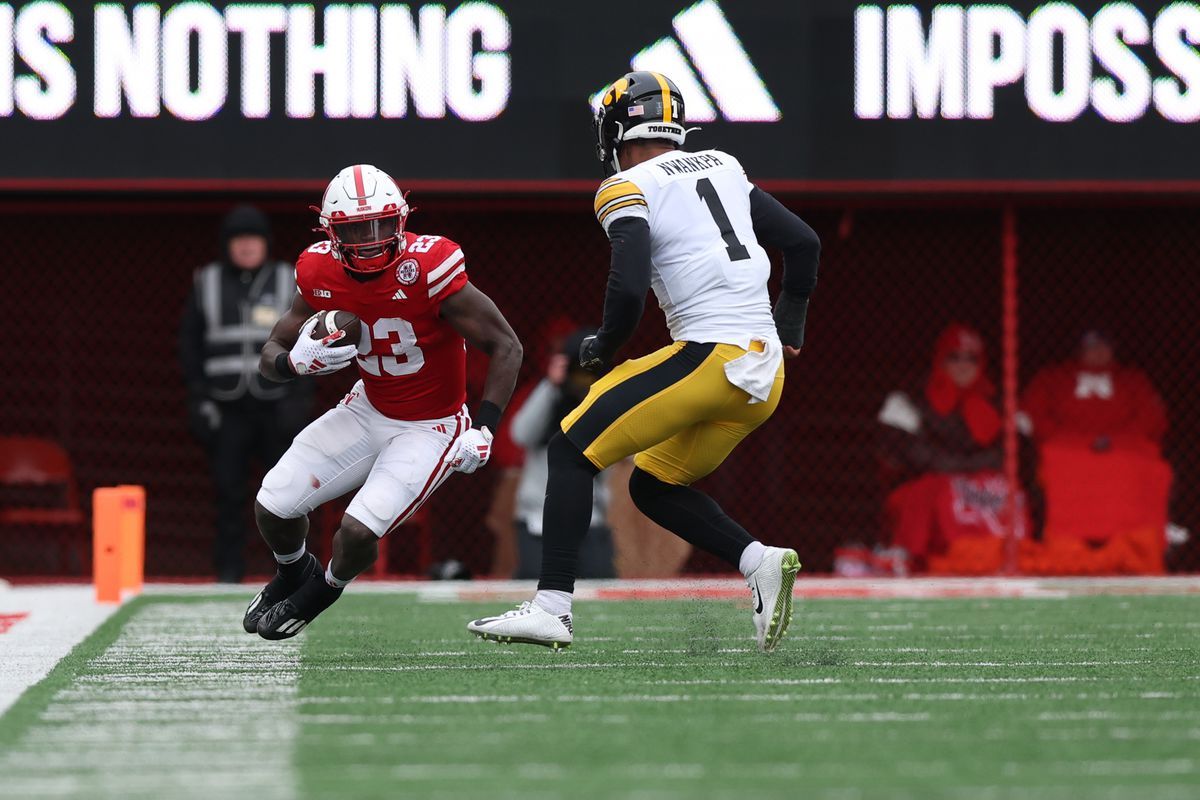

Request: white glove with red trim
left=288, top=315, right=357, bottom=376
left=444, top=427, right=493, bottom=474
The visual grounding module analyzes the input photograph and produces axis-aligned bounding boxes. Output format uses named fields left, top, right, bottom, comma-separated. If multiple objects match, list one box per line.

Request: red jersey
left=1021, top=360, right=1168, bottom=448
left=295, top=232, right=469, bottom=420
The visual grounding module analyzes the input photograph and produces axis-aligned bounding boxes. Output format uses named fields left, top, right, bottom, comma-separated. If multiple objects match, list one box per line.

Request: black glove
left=578, top=335, right=610, bottom=375
left=187, top=397, right=220, bottom=443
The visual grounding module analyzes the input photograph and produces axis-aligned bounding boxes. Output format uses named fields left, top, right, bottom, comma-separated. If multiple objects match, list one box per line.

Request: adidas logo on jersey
left=392, top=288, right=407, bottom=300
left=588, top=0, right=780, bottom=124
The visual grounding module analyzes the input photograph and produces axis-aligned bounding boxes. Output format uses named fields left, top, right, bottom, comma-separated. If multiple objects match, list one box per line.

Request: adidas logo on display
left=589, top=0, right=780, bottom=123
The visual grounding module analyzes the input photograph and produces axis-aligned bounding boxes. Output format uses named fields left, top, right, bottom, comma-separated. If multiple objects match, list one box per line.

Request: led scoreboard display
left=1, top=1, right=1198, bottom=188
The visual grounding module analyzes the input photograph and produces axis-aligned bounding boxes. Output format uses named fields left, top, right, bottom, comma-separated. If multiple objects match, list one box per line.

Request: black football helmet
left=593, top=71, right=688, bottom=176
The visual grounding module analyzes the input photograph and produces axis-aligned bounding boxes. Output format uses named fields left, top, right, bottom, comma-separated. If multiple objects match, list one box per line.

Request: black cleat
left=256, top=572, right=343, bottom=641
left=242, top=553, right=320, bottom=634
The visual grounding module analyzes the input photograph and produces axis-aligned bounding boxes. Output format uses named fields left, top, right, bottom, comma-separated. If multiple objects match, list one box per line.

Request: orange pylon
left=93, top=485, right=145, bottom=603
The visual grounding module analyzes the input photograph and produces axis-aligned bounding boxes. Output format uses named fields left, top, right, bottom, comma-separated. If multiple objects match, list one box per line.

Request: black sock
left=291, top=571, right=343, bottom=616
left=537, top=433, right=601, bottom=593
left=277, top=551, right=314, bottom=582
left=628, top=467, right=754, bottom=567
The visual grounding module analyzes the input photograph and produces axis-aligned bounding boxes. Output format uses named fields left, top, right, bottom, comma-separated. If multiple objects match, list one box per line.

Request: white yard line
left=0, top=586, right=119, bottom=717
left=138, top=575, right=1200, bottom=603
left=0, top=601, right=301, bottom=800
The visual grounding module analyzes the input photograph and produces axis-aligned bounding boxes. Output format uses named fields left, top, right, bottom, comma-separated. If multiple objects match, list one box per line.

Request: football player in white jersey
left=469, top=71, right=821, bottom=651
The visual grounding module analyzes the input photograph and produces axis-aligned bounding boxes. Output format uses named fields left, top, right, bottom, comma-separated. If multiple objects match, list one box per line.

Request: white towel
left=723, top=339, right=782, bottom=404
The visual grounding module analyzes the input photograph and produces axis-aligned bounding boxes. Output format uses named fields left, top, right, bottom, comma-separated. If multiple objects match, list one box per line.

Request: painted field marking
left=143, top=576, right=1200, bottom=602
left=0, top=601, right=300, bottom=800
left=395, top=575, right=1200, bottom=603
left=0, top=587, right=120, bottom=717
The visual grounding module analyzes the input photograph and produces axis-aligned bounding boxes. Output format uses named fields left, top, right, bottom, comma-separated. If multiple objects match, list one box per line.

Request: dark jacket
left=179, top=206, right=304, bottom=404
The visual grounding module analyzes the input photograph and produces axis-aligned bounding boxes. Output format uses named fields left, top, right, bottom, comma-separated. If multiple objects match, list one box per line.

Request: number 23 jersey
left=593, top=148, right=777, bottom=349
left=294, top=232, right=469, bottom=421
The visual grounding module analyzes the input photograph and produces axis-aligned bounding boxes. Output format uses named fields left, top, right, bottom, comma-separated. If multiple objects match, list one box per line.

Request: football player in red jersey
left=243, top=164, right=522, bottom=640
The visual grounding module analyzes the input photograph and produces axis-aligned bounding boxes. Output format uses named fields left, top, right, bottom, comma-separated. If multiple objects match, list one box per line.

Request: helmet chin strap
left=609, top=121, right=626, bottom=175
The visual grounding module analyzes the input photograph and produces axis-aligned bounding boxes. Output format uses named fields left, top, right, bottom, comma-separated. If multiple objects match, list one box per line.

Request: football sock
left=738, top=541, right=767, bottom=578
left=325, top=563, right=350, bottom=590
left=274, top=544, right=311, bottom=581
left=537, top=433, right=601, bottom=593
left=274, top=543, right=306, bottom=564
left=627, top=467, right=755, bottom=568
left=290, top=572, right=343, bottom=617
left=533, top=589, right=573, bottom=616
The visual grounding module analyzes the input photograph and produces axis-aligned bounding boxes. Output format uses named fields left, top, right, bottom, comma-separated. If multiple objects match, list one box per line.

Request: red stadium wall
left=1, top=195, right=1196, bottom=576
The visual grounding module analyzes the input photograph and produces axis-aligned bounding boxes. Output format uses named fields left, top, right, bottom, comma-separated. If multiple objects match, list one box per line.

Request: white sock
left=533, top=589, right=572, bottom=616
left=739, top=541, right=767, bottom=578
left=325, top=563, right=350, bottom=589
left=274, top=543, right=306, bottom=565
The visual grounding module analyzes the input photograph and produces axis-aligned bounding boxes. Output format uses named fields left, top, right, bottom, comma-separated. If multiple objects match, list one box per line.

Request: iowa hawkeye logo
left=589, top=0, right=780, bottom=123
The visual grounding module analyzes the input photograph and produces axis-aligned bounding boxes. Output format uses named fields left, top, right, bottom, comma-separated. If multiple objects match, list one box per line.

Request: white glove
left=289, top=315, right=357, bottom=376
left=443, top=427, right=494, bottom=474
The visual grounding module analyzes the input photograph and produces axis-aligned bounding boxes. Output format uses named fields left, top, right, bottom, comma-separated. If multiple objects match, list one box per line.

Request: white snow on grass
left=0, top=586, right=119, bottom=716
left=0, top=601, right=300, bottom=800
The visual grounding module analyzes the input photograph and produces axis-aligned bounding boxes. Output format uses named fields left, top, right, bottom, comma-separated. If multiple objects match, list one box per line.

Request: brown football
left=309, top=310, right=363, bottom=350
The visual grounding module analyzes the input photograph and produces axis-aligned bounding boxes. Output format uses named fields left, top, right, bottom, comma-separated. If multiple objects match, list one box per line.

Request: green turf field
left=2, top=592, right=1199, bottom=799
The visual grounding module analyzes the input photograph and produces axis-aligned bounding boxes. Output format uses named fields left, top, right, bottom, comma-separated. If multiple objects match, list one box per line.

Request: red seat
left=0, top=437, right=86, bottom=572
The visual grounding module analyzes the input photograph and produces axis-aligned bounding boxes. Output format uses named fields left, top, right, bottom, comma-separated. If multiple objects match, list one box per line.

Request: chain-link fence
left=1, top=195, right=1196, bottom=577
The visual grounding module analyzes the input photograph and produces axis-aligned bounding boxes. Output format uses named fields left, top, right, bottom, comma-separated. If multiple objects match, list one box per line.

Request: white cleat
left=467, top=601, right=573, bottom=650
left=747, top=547, right=801, bottom=652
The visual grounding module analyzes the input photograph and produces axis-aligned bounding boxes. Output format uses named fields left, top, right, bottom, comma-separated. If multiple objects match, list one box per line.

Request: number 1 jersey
left=294, top=232, right=469, bottom=421
left=592, top=148, right=777, bottom=349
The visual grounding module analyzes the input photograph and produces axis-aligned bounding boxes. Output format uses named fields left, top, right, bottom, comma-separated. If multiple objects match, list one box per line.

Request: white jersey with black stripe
left=592, top=149, right=777, bottom=349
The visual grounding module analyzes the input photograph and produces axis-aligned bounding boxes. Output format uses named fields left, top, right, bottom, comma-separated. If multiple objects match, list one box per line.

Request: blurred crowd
left=852, top=321, right=1177, bottom=577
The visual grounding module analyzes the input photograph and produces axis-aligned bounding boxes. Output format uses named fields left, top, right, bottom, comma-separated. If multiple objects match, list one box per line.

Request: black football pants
left=208, top=397, right=303, bottom=582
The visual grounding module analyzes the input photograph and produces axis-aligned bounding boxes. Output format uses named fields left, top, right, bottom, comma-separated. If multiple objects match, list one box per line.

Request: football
left=309, top=310, right=362, bottom=350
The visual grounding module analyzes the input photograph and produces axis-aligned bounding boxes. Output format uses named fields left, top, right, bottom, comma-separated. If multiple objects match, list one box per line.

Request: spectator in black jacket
left=179, top=206, right=312, bottom=582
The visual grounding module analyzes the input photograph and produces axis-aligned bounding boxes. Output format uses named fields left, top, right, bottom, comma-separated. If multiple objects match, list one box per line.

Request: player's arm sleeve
left=749, top=186, right=821, bottom=348
left=593, top=216, right=652, bottom=362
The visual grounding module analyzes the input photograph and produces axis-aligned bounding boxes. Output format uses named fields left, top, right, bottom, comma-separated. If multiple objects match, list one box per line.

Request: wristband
left=472, top=400, right=502, bottom=432
left=274, top=351, right=297, bottom=380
